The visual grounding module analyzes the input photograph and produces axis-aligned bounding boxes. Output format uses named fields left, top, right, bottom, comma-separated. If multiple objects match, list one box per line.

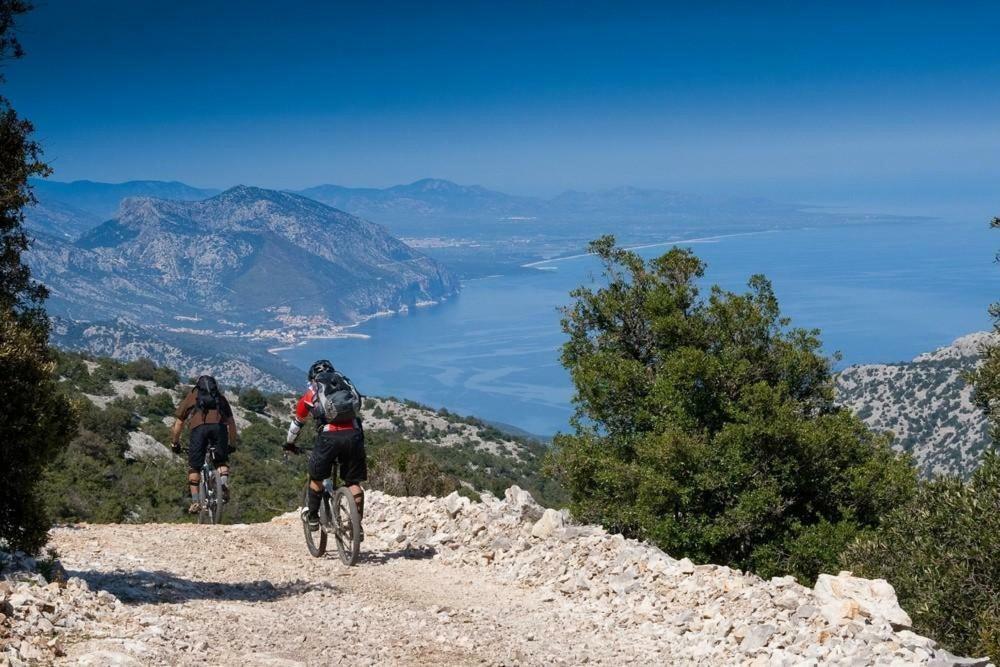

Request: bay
left=279, top=219, right=997, bottom=436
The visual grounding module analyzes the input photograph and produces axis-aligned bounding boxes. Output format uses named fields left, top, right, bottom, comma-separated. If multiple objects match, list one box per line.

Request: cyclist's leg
left=211, top=423, right=231, bottom=500
left=339, top=429, right=368, bottom=528
left=307, top=432, right=337, bottom=524
left=188, top=425, right=209, bottom=512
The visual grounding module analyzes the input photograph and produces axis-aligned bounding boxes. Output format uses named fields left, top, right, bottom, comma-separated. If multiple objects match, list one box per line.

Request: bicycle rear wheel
left=332, top=487, right=361, bottom=566
left=302, top=484, right=327, bottom=557
left=197, top=473, right=212, bottom=525
left=210, top=471, right=224, bottom=524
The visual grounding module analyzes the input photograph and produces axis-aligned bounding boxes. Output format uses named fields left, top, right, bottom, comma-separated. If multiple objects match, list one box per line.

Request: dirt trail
left=48, top=512, right=664, bottom=666
left=33, top=487, right=982, bottom=667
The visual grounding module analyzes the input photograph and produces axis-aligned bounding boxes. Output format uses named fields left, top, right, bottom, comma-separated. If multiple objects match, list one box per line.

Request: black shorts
left=309, top=429, right=367, bottom=485
left=188, top=423, right=229, bottom=472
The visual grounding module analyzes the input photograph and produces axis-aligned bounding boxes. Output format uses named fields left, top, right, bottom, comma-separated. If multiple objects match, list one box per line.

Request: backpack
left=310, top=370, right=359, bottom=424
left=195, top=375, right=221, bottom=414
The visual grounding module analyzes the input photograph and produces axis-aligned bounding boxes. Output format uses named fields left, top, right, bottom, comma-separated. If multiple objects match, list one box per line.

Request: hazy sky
left=7, top=1, right=1000, bottom=215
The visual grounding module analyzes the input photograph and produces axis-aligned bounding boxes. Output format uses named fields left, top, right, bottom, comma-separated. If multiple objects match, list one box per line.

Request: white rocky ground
left=836, top=332, right=994, bottom=477
left=2, top=489, right=992, bottom=666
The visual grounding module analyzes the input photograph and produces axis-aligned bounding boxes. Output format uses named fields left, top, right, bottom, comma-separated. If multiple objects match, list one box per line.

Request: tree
left=0, top=1, right=75, bottom=553
left=546, top=236, right=916, bottom=582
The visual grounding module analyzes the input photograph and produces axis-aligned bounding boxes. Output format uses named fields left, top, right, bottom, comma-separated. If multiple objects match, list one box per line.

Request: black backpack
left=195, top=375, right=221, bottom=414
left=311, top=370, right=359, bottom=424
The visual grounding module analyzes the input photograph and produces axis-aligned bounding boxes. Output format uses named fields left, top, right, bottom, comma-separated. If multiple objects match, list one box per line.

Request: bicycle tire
left=197, top=472, right=212, bottom=525
left=302, top=483, right=327, bottom=557
left=332, top=487, right=361, bottom=566
left=210, top=471, right=224, bottom=524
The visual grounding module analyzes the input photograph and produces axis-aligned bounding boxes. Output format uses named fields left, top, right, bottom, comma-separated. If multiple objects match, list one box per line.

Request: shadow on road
left=355, top=546, right=436, bottom=566
left=68, top=569, right=338, bottom=605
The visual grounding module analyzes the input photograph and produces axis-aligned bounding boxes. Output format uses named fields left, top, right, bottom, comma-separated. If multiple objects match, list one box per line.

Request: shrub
left=239, top=387, right=268, bottom=413
left=124, top=357, right=157, bottom=381
left=152, top=366, right=180, bottom=389
left=547, top=237, right=916, bottom=582
left=844, top=451, right=1000, bottom=658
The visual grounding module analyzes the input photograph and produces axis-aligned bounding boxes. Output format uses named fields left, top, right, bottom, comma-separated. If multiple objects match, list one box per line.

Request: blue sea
left=279, top=219, right=998, bottom=436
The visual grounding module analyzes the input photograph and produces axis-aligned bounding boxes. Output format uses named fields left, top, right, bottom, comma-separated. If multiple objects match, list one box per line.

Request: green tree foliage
left=239, top=387, right=268, bottom=413
left=547, top=236, right=916, bottom=582
left=0, top=312, right=77, bottom=551
left=844, top=452, right=1000, bottom=658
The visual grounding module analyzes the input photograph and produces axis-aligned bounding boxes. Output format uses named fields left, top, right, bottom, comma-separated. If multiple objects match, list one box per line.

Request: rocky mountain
left=836, top=332, right=994, bottom=478
left=3, top=489, right=985, bottom=665
left=27, top=186, right=458, bottom=386
left=29, top=178, right=220, bottom=220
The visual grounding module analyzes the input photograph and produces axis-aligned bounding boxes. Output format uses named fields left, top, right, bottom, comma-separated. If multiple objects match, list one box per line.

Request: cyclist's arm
left=286, top=390, right=312, bottom=444
left=171, top=390, right=195, bottom=444
left=221, top=395, right=239, bottom=443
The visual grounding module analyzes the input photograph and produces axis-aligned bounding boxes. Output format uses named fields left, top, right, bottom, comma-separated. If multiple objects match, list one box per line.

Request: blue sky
left=7, top=1, right=1000, bottom=215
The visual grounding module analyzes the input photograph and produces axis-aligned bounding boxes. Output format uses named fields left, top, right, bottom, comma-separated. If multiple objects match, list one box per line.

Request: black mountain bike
left=196, top=444, right=225, bottom=525
left=299, top=476, right=361, bottom=566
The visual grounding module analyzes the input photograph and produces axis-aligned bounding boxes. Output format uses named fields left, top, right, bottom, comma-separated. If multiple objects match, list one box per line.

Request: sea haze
left=279, top=218, right=997, bottom=437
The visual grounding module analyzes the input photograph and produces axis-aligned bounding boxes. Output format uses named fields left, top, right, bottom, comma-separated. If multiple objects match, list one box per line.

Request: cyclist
left=171, top=375, right=239, bottom=514
left=284, top=359, right=366, bottom=536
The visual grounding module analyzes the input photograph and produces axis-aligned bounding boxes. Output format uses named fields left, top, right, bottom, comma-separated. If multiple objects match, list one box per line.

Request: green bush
left=124, top=357, right=157, bottom=381
left=368, top=443, right=460, bottom=497
left=239, top=387, right=268, bottom=413
left=547, top=237, right=916, bottom=582
left=152, top=366, right=180, bottom=389
left=844, top=451, right=1000, bottom=658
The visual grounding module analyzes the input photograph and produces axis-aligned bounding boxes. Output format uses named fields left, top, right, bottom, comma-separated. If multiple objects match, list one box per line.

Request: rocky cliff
left=836, top=332, right=994, bottom=477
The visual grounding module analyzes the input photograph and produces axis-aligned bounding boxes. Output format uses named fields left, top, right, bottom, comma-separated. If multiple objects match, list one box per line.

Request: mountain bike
left=195, top=443, right=225, bottom=525
left=293, top=448, right=361, bottom=565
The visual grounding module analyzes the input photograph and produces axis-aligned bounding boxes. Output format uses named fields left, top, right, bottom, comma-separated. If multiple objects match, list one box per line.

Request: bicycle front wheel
left=332, top=487, right=361, bottom=566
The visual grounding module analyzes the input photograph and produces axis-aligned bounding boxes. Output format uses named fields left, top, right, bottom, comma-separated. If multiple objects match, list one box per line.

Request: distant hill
left=29, top=178, right=221, bottom=220
left=295, top=178, right=800, bottom=226
left=23, top=198, right=103, bottom=240
left=297, top=178, right=541, bottom=224
left=836, top=332, right=994, bottom=478
left=28, top=186, right=458, bottom=387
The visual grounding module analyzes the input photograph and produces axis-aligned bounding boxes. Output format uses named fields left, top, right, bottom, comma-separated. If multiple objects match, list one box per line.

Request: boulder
left=530, top=508, right=566, bottom=539
left=813, top=572, right=912, bottom=628
left=125, top=431, right=174, bottom=461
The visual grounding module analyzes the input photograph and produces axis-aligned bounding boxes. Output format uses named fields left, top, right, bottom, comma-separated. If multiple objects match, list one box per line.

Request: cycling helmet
left=308, top=359, right=334, bottom=381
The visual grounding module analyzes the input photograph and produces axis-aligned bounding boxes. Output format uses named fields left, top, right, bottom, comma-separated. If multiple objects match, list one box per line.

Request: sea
left=279, top=218, right=998, bottom=437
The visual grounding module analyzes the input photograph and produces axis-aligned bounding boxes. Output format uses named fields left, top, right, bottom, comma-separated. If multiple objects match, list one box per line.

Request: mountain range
left=27, top=185, right=458, bottom=388
left=28, top=177, right=825, bottom=237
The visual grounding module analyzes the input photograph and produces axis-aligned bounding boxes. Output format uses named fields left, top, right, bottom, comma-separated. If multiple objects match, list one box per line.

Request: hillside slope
left=27, top=186, right=458, bottom=387
left=2, top=489, right=987, bottom=666
left=836, top=332, right=993, bottom=477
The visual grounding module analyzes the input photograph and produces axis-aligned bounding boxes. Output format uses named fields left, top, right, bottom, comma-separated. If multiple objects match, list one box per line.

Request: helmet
left=308, top=359, right=334, bottom=381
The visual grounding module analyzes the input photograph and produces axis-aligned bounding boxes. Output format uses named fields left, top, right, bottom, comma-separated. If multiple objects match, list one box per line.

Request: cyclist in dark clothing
left=284, top=360, right=367, bottom=536
left=171, top=375, right=239, bottom=514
